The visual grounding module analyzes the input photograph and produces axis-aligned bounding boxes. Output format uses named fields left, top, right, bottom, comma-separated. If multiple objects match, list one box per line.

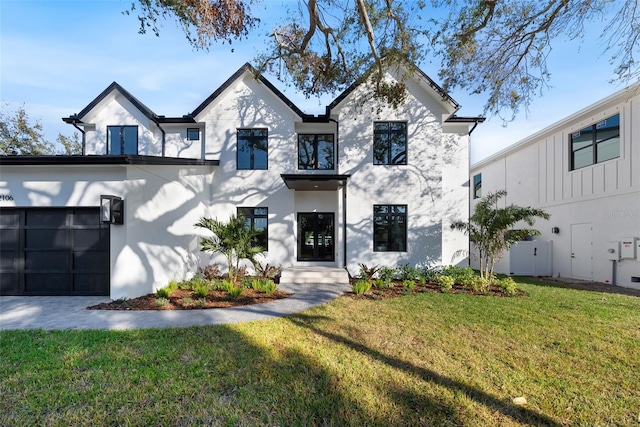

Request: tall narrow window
left=298, top=134, right=335, bottom=170
left=107, top=126, right=138, bottom=155
left=373, top=205, right=407, bottom=252
left=237, top=129, right=268, bottom=170
left=373, top=121, right=407, bottom=165
left=238, top=207, right=268, bottom=250
left=570, top=114, right=620, bottom=170
left=473, top=173, right=482, bottom=199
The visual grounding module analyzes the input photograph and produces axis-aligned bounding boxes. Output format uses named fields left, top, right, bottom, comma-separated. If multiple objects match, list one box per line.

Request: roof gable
left=190, top=63, right=310, bottom=119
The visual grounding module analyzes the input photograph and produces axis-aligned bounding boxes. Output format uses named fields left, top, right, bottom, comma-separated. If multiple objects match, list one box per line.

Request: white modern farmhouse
left=470, top=82, right=640, bottom=290
left=0, top=63, right=482, bottom=298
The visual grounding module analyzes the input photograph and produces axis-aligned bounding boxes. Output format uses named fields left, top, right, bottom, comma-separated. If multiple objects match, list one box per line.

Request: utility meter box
left=605, top=241, right=620, bottom=261
left=620, top=237, right=638, bottom=259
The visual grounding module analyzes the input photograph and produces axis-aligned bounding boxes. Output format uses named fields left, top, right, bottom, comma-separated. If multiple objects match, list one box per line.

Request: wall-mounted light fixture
left=551, top=227, right=560, bottom=234
left=100, top=195, right=124, bottom=225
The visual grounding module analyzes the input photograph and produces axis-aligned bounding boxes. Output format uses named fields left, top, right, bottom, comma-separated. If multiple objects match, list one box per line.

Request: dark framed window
left=570, top=113, right=620, bottom=170
left=373, top=121, right=407, bottom=165
left=238, top=207, right=268, bottom=250
left=373, top=205, right=407, bottom=252
left=187, top=128, right=200, bottom=141
left=473, top=173, right=482, bottom=199
left=298, top=134, right=335, bottom=170
left=237, top=129, right=268, bottom=170
left=107, top=125, right=138, bottom=155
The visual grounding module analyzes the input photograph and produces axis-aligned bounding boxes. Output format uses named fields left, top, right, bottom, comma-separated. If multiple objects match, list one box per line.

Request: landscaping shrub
left=181, top=297, right=193, bottom=306
left=156, top=287, right=171, bottom=299
left=166, top=280, right=179, bottom=292
left=255, top=262, right=282, bottom=279
left=195, top=298, right=207, bottom=308
left=373, top=278, right=387, bottom=289
left=420, top=266, right=442, bottom=283
left=199, top=264, right=220, bottom=280
left=227, top=285, right=243, bottom=298
left=403, top=279, right=416, bottom=289
left=398, top=264, right=419, bottom=281
left=154, top=297, right=169, bottom=307
left=258, top=279, right=277, bottom=294
left=193, top=284, right=209, bottom=298
left=498, top=277, right=518, bottom=296
left=437, top=275, right=454, bottom=292
left=358, top=263, right=380, bottom=282
left=352, top=279, right=372, bottom=295
left=469, top=276, right=490, bottom=293
left=378, top=266, right=396, bottom=282
left=442, top=265, right=476, bottom=286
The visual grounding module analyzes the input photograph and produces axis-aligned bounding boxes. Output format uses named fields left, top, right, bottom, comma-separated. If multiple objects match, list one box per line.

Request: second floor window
left=238, top=207, right=268, bottom=250
left=107, top=125, right=138, bottom=155
left=187, top=128, right=200, bottom=141
left=570, top=113, right=620, bottom=170
left=374, top=121, right=407, bottom=165
left=237, top=128, right=268, bottom=170
left=298, top=134, right=335, bottom=170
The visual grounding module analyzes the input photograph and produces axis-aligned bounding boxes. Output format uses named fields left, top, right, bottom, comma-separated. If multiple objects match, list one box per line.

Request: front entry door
left=297, top=213, right=334, bottom=261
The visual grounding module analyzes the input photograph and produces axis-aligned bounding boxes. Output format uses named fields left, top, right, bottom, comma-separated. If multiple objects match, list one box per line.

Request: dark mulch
left=88, top=288, right=292, bottom=310
left=343, top=279, right=525, bottom=300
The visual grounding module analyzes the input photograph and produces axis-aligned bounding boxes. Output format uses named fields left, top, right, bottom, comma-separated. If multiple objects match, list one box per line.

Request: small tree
left=451, top=190, right=550, bottom=280
left=195, top=214, right=264, bottom=283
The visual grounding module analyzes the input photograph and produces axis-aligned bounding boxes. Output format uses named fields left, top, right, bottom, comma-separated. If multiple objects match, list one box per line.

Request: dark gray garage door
left=0, top=208, right=110, bottom=296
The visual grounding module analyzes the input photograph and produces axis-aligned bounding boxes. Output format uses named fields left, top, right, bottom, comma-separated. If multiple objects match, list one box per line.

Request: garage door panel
left=0, top=211, right=19, bottom=227
left=74, top=252, right=109, bottom=272
left=73, top=210, right=103, bottom=226
left=25, top=251, right=69, bottom=271
left=73, top=229, right=109, bottom=251
left=0, top=229, right=19, bottom=249
left=25, top=210, right=67, bottom=227
left=0, top=273, right=19, bottom=295
left=26, top=229, right=68, bottom=249
left=25, top=273, right=70, bottom=294
left=73, top=274, right=110, bottom=294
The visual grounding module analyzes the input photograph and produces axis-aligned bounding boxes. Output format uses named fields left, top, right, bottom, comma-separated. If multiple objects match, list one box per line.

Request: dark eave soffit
left=281, top=174, right=351, bottom=191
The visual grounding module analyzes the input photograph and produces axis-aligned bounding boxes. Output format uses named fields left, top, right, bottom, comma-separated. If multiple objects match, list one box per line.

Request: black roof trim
left=0, top=155, right=219, bottom=166
left=445, top=116, right=486, bottom=123
left=327, top=60, right=459, bottom=112
left=281, top=173, right=351, bottom=190
left=191, top=63, right=311, bottom=119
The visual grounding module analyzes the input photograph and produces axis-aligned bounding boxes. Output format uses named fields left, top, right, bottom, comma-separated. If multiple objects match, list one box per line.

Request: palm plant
left=451, top=190, right=549, bottom=280
left=195, top=214, right=265, bottom=284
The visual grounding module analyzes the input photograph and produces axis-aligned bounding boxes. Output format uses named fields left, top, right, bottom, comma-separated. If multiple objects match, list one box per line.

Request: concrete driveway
left=0, top=282, right=350, bottom=331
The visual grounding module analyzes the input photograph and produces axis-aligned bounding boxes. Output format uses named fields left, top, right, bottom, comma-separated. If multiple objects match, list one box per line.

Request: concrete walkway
left=0, top=282, right=351, bottom=331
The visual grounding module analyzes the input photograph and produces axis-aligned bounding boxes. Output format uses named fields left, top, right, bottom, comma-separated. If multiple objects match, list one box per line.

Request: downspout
left=71, top=120, right=86, bottom=155
left=153, top=116, right=166, bottom=157
left=330, top=117, right=347, bottom=269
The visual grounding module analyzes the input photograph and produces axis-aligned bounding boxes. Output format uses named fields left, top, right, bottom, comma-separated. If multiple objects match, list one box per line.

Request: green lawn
left=1, top=278, right=639, bottom=426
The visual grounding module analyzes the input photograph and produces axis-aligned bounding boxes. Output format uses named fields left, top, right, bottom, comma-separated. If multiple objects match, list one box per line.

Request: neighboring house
left=470, top=82, right=640, bottom=290
left=0, top=63, right=482, bottom=298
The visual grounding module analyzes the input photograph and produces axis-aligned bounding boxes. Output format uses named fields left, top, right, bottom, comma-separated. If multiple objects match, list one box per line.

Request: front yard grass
left=1, top=277, right=639, bottom=426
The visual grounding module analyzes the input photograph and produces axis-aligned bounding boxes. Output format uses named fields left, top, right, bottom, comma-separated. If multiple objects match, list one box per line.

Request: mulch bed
left=88, top=288, right=292, bottom=311
left=343, top=279, right=525, bottom=300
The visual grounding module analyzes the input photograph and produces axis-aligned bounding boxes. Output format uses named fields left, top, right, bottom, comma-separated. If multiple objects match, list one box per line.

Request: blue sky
left=0, top=0, right=627, bottom=164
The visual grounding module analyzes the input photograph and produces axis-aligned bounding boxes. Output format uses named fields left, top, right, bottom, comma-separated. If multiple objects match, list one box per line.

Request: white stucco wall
left=471, top=83, right=640, bottom=289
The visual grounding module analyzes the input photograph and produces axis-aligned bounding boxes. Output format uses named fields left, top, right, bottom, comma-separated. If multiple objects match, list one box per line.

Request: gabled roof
left=190, top=62, right=310, bottom=119
left=63, top=82, right=194, bottom=124
left=326, top=61, right=460, bottom=115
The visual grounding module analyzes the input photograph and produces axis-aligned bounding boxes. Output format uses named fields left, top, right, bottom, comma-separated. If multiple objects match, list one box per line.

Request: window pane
left=107, top=126, right=121, bottom=155
left=573, top=146, right=593, bottom=169
left=253, top=143, right=268, bottom=169
left=373, top=133, right=388, bottom=165
left=390, top=132, right=406, bottom=165
left=298, top=136, right=314, bottom=170
left=373, top=205, right=407, bottom=252
left=237, top=129, right=268, bottom=170
left=473, top=174, right=482, bottom=199
left=571, top=127, right=592, bottom=151
left=373, top=214, right=389, bottom=252
left=597, top=137, right=619, bottom=162
left=122, top=126, right=137, bottom=154
left=374, top=122, right=389, bottom=131
left=187, top=128, right=200, bottom=140
left=254, top=207, right=268, bottom=216
left=237, top=139, right=251, bottom=169
left=317, top=136, right=334, bottom=170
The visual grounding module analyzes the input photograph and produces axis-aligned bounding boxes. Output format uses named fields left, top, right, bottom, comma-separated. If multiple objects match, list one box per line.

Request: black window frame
left=373, top=121, right=407, bottom=165
left=187, top=128, right=200, bottom=141
left=373, top=204, right=407, bottom=252
left=106, top=125, right=138, bottom=155
left=237, top=128, right=268, bottom=170
left=473, top=173, right=482, bottom=199
left=570, top=113, right=620, bottom=170
left=237, top=207, right=268, bottom=250
left=297, top=134, right=335, bottom=170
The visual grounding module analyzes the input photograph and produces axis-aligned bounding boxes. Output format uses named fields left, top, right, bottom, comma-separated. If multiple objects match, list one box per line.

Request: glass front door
left=297, top=213, right=334, bottom=261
